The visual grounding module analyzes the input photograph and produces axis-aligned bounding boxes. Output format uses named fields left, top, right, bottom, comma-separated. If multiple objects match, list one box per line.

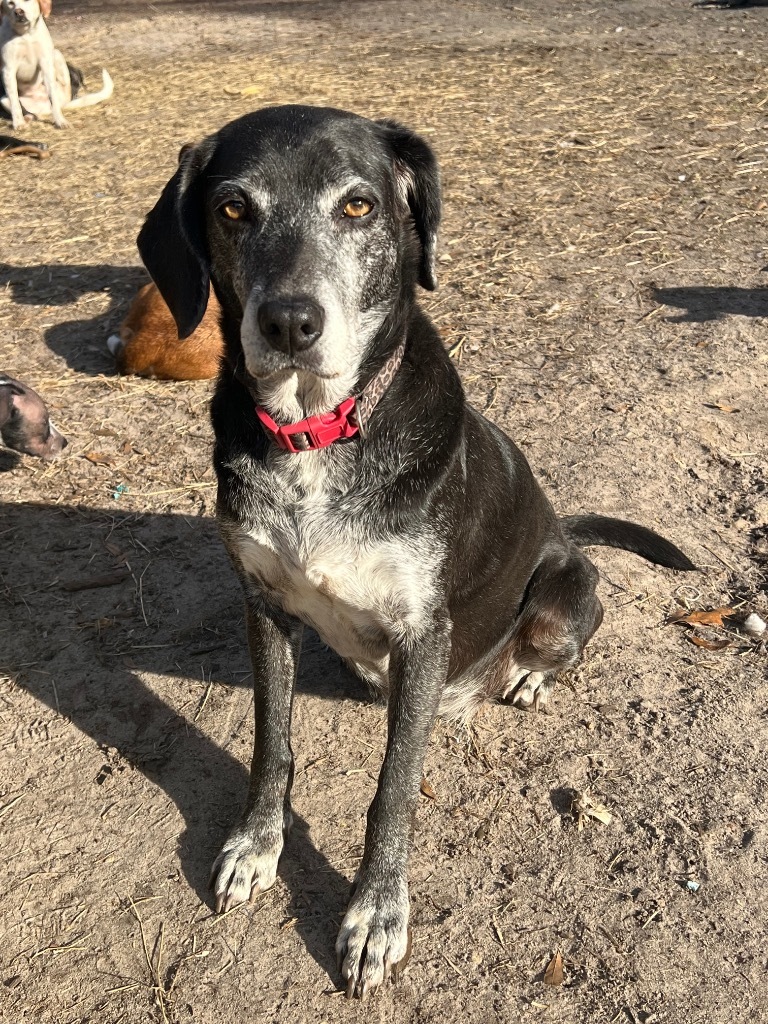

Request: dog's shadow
left=651, top=284, right=768, bottom=322
left=0, top=500, right=364, bottom=980
left=0, top=261, right=147, bottom=375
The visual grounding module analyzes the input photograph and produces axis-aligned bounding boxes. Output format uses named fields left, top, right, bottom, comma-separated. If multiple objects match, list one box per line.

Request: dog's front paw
left=506, top=671, right=556, bottom=711
left=210, top=829, right=283, bottom=913
left=53, top=117, right=70, bottom=129
left=336, top=879, right=412, bottom=999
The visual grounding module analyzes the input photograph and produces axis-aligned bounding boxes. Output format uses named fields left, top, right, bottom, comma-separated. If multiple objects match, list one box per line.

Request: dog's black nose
left=257, top=298, right=324, bottom=355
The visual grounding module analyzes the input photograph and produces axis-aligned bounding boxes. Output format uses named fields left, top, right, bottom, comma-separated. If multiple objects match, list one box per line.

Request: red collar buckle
left=255, top=396, right=359, bottom=453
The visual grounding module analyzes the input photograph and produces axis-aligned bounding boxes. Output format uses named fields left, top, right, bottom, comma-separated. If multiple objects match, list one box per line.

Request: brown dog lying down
left=0, top=374, right=66, bottom=458
left=107, top=282, right=223, bottom=380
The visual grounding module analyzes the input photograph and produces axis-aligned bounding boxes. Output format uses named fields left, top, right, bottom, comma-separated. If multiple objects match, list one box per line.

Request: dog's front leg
left=337, top=610, right=451, bottom=999
left=1, top=63, right=26, bottom=131
left=211, top=598, right=303, bottom=913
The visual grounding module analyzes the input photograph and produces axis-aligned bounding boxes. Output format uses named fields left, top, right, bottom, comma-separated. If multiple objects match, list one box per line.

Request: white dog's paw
left=336, top=880, right=412, bottom=999
left=210, top=830, right=283, bottom=913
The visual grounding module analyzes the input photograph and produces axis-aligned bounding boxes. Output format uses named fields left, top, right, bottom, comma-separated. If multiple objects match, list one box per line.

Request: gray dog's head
left=137, top=106, right=440, bottom=399
left=0, top=376, right=67, bottom=460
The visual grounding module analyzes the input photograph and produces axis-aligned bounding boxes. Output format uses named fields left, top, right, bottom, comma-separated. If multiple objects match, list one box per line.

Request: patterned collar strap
left=255, top=337, right=406, bottom=453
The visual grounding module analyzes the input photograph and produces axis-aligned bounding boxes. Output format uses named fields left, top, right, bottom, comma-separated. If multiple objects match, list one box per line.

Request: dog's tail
left=561, top=514, right=697, bottom=571
left=66, top=70, right=113, bottom=109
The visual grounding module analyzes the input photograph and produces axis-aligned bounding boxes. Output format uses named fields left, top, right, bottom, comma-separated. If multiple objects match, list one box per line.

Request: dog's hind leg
left=504, top=548, right=604, bottom=711
left=41, top=48, right=68, bottom=128
left=210, top=597, right=303, bottom=913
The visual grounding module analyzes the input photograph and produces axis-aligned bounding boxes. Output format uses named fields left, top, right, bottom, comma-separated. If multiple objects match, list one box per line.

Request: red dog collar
left=255, top=396, right=359, bottom=453
left=256, top=338, right=406, bottom=453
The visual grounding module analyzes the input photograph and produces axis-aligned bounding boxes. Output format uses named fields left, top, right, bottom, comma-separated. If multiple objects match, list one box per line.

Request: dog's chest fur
left=1, top=34, right=38, bottom=80
left=228, top=451, right=440, bottom=682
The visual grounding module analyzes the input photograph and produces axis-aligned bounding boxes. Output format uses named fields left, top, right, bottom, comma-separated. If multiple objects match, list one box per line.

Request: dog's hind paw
left=209, top=831, right=283, bottom=913
left=506, top=671, right=556, bottom=712
left=336, top=881, right=412, bottom=999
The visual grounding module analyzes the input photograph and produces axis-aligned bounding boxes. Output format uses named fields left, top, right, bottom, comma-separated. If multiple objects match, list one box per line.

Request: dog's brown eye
left=343, top=198, right=373, bottom=218
left=220, top=200, right=246, bottom=221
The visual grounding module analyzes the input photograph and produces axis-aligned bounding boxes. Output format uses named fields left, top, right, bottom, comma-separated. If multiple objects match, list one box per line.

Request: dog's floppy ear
left=0, top=384, right=13, bottom=427
left=0, top=376, right=24, bottom=396
left=0, top=378, right=23, bottom=428
left=39, top=0, right=53, bottom=18
left=136, top=141, right=214, bottom=339
left=378, top=120, right=441, bottom=291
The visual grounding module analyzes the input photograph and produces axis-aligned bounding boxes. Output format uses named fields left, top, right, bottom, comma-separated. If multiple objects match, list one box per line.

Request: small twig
left=129, top=483, right=216, bottom=497
left=641, top=907, right=662, bottom=929
left=702, top=543, right=737, bottom=573
left=441, top=951, right=463, bottom=977
left=194, top=672, right=214, bottom=722
left=0, top=794, right=24, bottom=820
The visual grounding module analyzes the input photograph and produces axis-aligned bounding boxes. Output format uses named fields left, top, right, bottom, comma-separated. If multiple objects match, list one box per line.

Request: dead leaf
left=543, top=951, right=564, bottom=987
left=688, top=635, right=731, bottom=651
left=420, top=777, right=436, bottom=800
left=224, top=84, right=261, bottom=97
left=572, top=790, right=613, bottom=830
left=704, top=402, right=739, bottom=413
left=668, top=606, right=735, bottom=628
left=83, top=451, right=114, bottom=467
left=103, top=540, right=128, bottom=564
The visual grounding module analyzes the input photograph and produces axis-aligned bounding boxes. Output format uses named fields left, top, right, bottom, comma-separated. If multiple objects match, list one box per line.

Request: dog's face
left=138, top=106, right=440, bottom=389
left=0, top=377, right=67, bottom=460
left=1, top=0, right=43, bottom=32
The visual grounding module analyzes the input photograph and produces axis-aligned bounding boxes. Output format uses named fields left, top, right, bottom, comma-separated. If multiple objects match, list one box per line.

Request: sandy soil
left=1, top=1, right=767, bottom=1022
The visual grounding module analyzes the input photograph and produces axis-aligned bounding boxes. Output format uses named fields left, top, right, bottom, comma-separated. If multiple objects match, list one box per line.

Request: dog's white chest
left=232, top=502, right=436, bottom=666
left=3, top=37, right=41, bottom=84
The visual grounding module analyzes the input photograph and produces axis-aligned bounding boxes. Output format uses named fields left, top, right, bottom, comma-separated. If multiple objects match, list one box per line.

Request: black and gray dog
left=138, top=105, right=695, bottom=998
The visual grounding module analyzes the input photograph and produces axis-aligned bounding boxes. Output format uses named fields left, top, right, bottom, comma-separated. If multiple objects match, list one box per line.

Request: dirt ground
left=1, top=1, right=767, bottom=1021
